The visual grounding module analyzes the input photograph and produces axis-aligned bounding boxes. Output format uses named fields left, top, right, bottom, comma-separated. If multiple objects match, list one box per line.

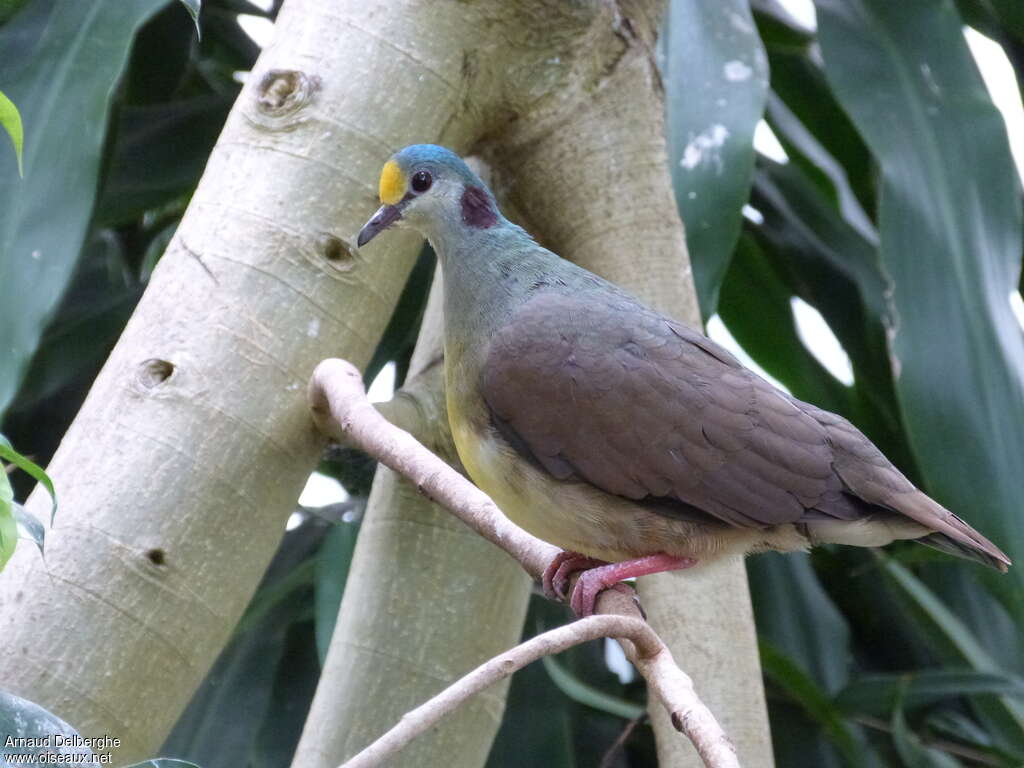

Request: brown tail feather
left=891, top=491, right=1011, bottom=572
left=917, top=533, right=1009, bottom=572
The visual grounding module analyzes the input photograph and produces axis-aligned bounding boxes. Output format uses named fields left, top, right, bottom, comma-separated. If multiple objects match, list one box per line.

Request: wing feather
left=482, top=291, right=834, bottom=526
left=481, top=288, right=1011, bottom=573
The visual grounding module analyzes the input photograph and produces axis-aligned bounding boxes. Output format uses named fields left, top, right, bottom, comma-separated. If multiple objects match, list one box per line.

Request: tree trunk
left=0, top=0, right=475, bottom=760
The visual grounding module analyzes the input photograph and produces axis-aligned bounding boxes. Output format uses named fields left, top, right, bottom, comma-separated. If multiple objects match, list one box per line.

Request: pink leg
left=569, top=554, right=697, bottom=617
left=542, top=551, right=607, bottom=601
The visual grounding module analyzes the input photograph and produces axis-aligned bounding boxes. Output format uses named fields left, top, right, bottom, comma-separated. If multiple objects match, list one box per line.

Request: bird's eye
left=411, top=170, right=432, bottom=193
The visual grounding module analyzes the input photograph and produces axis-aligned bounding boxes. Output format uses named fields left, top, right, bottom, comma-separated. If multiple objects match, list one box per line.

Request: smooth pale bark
left=482, top=4, right=774, bottom=764
left=0, top=0, right=476, bottom=760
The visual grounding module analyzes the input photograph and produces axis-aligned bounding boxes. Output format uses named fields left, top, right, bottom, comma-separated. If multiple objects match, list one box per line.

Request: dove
left=357, top=144, right=1010, bottom=616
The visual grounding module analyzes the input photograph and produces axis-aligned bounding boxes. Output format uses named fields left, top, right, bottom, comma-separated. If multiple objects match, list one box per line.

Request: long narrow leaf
left=177, top=0, right=200, bottom=38
left=891, top=681, right=962, bottom=768
left=759, top=641, right=871, bottom=767
left=0, top=691, right=94, bottom=761
left=761, top=41, right=876, bottom=216
left=0, top=89, right=23, bottom=177
left=541, top=655, right=645, bottom=721
left=763, top=91, right=876, bottom=242
left=0, top=0, right=168, bottom=417
left=815, top=0, right=1024, bottom=627
left=720, top=233, right=854, bottom=415
left=749, top=553, right=853, bottom=694
left=12, top=501, right=44, bottom=556
left=314, top=520, right=359, bottom=664
left=837, top=669, right=1024, bottom=717
left=0, top=465, right=16, bottom=570
left=665, top=0, right=768, bottom=318
left=880, top=557, right=1024, bottom=751
left=749, top=161, right=910, bottom=466
left=0, top=433, right=56, bottom=522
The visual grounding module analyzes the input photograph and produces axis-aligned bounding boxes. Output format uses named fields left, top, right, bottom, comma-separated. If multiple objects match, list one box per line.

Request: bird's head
left=357, top=144, right=500, bottom=248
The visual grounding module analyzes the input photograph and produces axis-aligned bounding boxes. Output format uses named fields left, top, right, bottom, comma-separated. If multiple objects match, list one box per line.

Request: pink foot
left=569, top=554, right=697, bottom=617
left=542, top=551, right=607, bottom=601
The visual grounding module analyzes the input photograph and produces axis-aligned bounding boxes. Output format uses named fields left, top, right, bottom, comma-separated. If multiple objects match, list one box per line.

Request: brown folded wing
left=481, top=291, right=1009, bottom=571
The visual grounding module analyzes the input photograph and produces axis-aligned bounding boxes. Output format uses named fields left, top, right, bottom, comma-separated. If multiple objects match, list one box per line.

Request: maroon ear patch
left=461, top=185, right=498, bottom=229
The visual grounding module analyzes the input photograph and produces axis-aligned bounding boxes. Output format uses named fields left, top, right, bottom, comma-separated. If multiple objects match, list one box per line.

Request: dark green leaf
left=748, top=160, right=910, bottom=466
left=95, top=97, right=231, bottom=226
left=763, top=91, right=876, bottom=241
left=764, top=50, right=877, bottom=216
left=488, top=648, right=575, bottom=768
left=719, top=233, right=853, bottom=415
left=750, top=0, right=815, bottom=50
left=837, top=670, right=1024, bottom=717
left=0, top=89, right=23, bottom=177
left=314, top=520, right=359, bottom=664
left=891, top=681, right=962, bottom=768
left=879, top=557, right=1024, bottom=750
left=10, top=229, right=139, bottom=413
left=0, top=0, right=30, bottom=23
left=0, top=0, right=169, bottom=418
left=748, top=555, right=886, bottom=767
left=759, top=641, right=868, bottom=767
left=926, top=710, right=1024, bottom=765
left=815, top=0, right=1024, bottom=627
left=141, top=221, right=180, bottom=282
left=541, top=655, right=644, bottom=721
left=956, top=0, right=1024, bottom=51
left=0, top=690, right=94, bottom=763
left=665, top=0, right=769, bottom=318
left=751, top=160, right=889, bottom=335
left=0, top=434, right=55, bottom=523
left=249, top=621, right=319, bottom=768
left=0, top=467, right=15, bottom=571
left=12, top=502, right=43, bottom=556
left=197, top=8, right=261, bottom=72
left=490, top=596, right=601, bottom=768
left=749, top=553, right=852, bottom=695
left=235, top=557, right=315, bottom=636
left=178, top=0, right=200, bottom=38
left=123, top=2, right=200, bottom=106
left=879, top=557, right=1008, bottom=669
left=919, top=566, right=1022, bottom=676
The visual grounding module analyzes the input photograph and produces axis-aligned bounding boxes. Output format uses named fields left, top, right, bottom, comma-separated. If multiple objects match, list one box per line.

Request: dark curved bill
left=357, top=204, right=403, bottom=247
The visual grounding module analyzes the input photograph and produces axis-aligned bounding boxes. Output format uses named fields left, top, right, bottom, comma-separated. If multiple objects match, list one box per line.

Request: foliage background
left=0, top=0, right=1022, bottom=766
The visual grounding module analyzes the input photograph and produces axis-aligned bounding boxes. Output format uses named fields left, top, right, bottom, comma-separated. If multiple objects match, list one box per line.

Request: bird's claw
left=562, top=553, right=697, bottom=617
left=542, top=551, right=607, bottom=602
left=543, top=551, right=696, bottom=617
left=542, top=551, right=638, bottom=616
left=570, top=578, right=636, bottom=618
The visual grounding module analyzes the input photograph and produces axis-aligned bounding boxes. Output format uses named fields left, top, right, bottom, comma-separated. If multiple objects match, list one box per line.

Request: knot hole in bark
left=256, top=69, right=319, bottom=119
left=145, top=548, right=167, bottom=566
left=318, top=234, right=357, bottom=269
left=138, top=359, right=174, bottom=389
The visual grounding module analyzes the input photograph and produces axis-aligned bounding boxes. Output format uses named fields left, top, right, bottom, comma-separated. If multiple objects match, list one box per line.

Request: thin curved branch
left=308, top=358, right=740, bottom=768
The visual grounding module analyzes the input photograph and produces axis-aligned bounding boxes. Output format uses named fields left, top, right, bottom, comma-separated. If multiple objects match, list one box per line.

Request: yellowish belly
left=449, top=414, right=587, bottom=550
left=448, top=404, right=795, bottom=562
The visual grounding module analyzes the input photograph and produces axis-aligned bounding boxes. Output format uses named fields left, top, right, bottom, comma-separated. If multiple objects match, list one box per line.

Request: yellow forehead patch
left=378, top=160, right=405, bottom=205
